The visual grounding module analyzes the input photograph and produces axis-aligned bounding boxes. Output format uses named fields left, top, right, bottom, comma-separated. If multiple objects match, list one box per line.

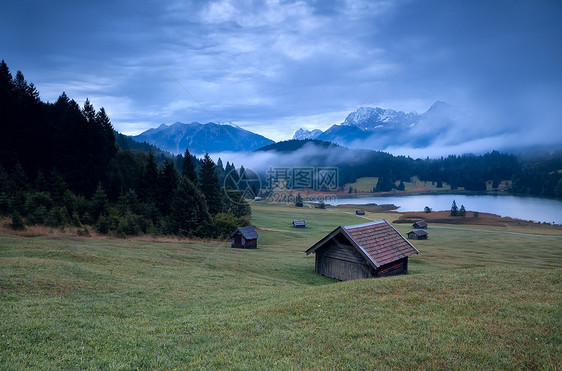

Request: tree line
left=257, top=139, right=562, bottom=197
left=0, top=60, right=250, bottom=237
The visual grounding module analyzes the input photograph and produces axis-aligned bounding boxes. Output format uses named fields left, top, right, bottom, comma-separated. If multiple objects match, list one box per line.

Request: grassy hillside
left=1, top=203, right=561, bottom=369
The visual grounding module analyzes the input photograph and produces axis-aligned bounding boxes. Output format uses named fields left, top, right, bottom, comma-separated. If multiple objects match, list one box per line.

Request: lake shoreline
left=331, top=204, right=562, bottom=231
left=326, top=193, right=562, bottom=226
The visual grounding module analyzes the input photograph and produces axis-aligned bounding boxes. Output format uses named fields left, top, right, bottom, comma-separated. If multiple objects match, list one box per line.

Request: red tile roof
left=344, top=220, right=418, bottom=266
left=306, top=220, right=418, bottom=268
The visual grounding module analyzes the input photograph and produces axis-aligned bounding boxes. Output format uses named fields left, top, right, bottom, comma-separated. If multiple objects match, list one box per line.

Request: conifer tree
left=199, top=153, right=223, bottom=216
left=34, top=170, right=49, bottom=192
left=181, top=147, right=197, bottom=183
left=170, top=177, right=212, bottom=237
left=0, top=60, right=13, bottom=90
left=223, top=162, right=239, bottom=190
left=82, top=98, right=96, bottom=123
left=216, top=157, right=225, bottom=185
left=13, top=71, right=28, bottom=98
left=94, top=107, right=117, bottom=160
left=295, top=193, right=304, bottom=207
left=450, top=200, right=458, bottom=216
left=157, top=159, right=179, bottom=215
left=141, top=151, right=159, bottom=203
left=90, top=183, right=109, bottom=220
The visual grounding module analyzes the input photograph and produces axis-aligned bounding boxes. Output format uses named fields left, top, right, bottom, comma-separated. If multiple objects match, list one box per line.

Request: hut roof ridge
left=232, top=226, right=258, bottom=240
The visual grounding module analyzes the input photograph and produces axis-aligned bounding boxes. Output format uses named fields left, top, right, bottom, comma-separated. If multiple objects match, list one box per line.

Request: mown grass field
left=1, top=203, right=561, bottom=369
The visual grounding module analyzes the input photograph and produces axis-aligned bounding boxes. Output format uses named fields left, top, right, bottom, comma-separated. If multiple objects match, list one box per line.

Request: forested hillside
left=0, top=61, right=250, bottom=237
left=257, top=140, right=562, bottom=197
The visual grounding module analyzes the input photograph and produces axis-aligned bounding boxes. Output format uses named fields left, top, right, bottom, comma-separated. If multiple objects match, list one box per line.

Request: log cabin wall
left=374, top=257, right=408, bottom=277
left=316, top=239, right=374, bottom=281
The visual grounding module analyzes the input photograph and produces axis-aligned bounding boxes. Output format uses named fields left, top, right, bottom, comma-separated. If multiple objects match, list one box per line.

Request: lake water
left=330, top=194, right=562, bottom=225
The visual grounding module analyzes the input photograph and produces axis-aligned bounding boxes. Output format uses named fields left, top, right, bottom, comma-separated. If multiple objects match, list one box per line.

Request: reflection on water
left=331, top=194, right=562, bottom=225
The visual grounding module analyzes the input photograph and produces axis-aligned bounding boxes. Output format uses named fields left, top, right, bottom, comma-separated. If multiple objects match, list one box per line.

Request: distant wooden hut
left=412, top=220, right=428, bottom=229
left=231, top=226, right=258, bottom=249
left=355, top=209, right=366, bottom=215
left=293, top=220, right=306, bottom=228
left=305, top=220, right=419, bottom=281
left=407, top=229, right=428, bottom=240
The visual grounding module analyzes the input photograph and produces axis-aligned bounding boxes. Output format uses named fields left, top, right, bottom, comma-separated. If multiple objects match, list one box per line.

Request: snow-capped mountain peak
left=342, top=106, right=421, bottom=130
left=293, top=128, right=323, bottom=140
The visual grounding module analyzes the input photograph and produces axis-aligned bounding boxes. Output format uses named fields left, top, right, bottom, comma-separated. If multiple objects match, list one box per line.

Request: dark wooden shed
left=355, top=209, right=366, bottom=215
left=407, top=229, right=428, bottom=240
left=293, top=220, right=306, bottom=228
left=231, top=226, right=258, bottom=249
left=412, top=220, right=428, bottom=229
left=305, top=220, right=419, bottom=281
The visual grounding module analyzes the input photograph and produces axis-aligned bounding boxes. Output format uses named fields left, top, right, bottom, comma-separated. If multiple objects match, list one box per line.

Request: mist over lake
left=331, top=194, right=562, bottom=225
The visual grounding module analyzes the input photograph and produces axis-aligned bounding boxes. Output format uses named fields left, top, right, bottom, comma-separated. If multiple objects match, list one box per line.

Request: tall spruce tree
left=141, top=151, right=159, bottom=203
left=450, top=200, right=458, bottom=216
left=223, top=162, right=239, bottom=190
left=199, top=153, right=223, bottom=216
left=90, top=183, right=109, bottom=220
left=170, top=177, right=212, bottom=237
left=0, top=60, right=13, bottom=90
left=182, top=147, right=197, bottom=183
left=82, top=98, right=96, bottom=123
left=157, top=159, right=179, bottom=215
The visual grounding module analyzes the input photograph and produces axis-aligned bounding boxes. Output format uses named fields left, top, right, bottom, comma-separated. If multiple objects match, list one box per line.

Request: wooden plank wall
left=316, top=240, right=374, bottom=281
left=375, top=257, right=408, bottom=277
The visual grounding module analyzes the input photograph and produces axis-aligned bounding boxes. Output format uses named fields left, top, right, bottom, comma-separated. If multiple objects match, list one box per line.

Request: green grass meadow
left=344, top=176, right=454, bottom=193
left=1, top=203, right=561, bottom=369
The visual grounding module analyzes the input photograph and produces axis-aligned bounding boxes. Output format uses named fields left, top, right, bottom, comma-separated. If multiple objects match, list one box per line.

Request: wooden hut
left=293, top=220, right=306, bottom=228
left=412, top=220, right=428, bottom=229
left=231, top=226, right=258, bottom=249
left=355, top=209, right=366, bottom=215
left=305, top=220, right=419, bottom=281
left=407, top=229, right=428, bottom=240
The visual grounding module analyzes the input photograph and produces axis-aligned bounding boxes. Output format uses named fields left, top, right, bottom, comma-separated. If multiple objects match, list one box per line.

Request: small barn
left=231, top=226, right=258, bottom=249
left=293, top=220, right=306, bottom=228
left=408, top=229, right=428, bottom=240
left=412, top=220, right=428, bottom=229
left=305, top=220, right=419, bottom=281
left=355, top=209, right=366, bottom=215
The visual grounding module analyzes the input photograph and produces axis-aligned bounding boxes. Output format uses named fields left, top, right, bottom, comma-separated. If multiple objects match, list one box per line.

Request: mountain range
left=132, top=121, right=274, bottom=154
left=293, top=101, right=453, bottom=149
left=129, top=101, right=453, bottom=154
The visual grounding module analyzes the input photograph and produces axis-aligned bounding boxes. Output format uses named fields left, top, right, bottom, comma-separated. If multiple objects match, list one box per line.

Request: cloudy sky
left=1, top=0, right=561, bottom=152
